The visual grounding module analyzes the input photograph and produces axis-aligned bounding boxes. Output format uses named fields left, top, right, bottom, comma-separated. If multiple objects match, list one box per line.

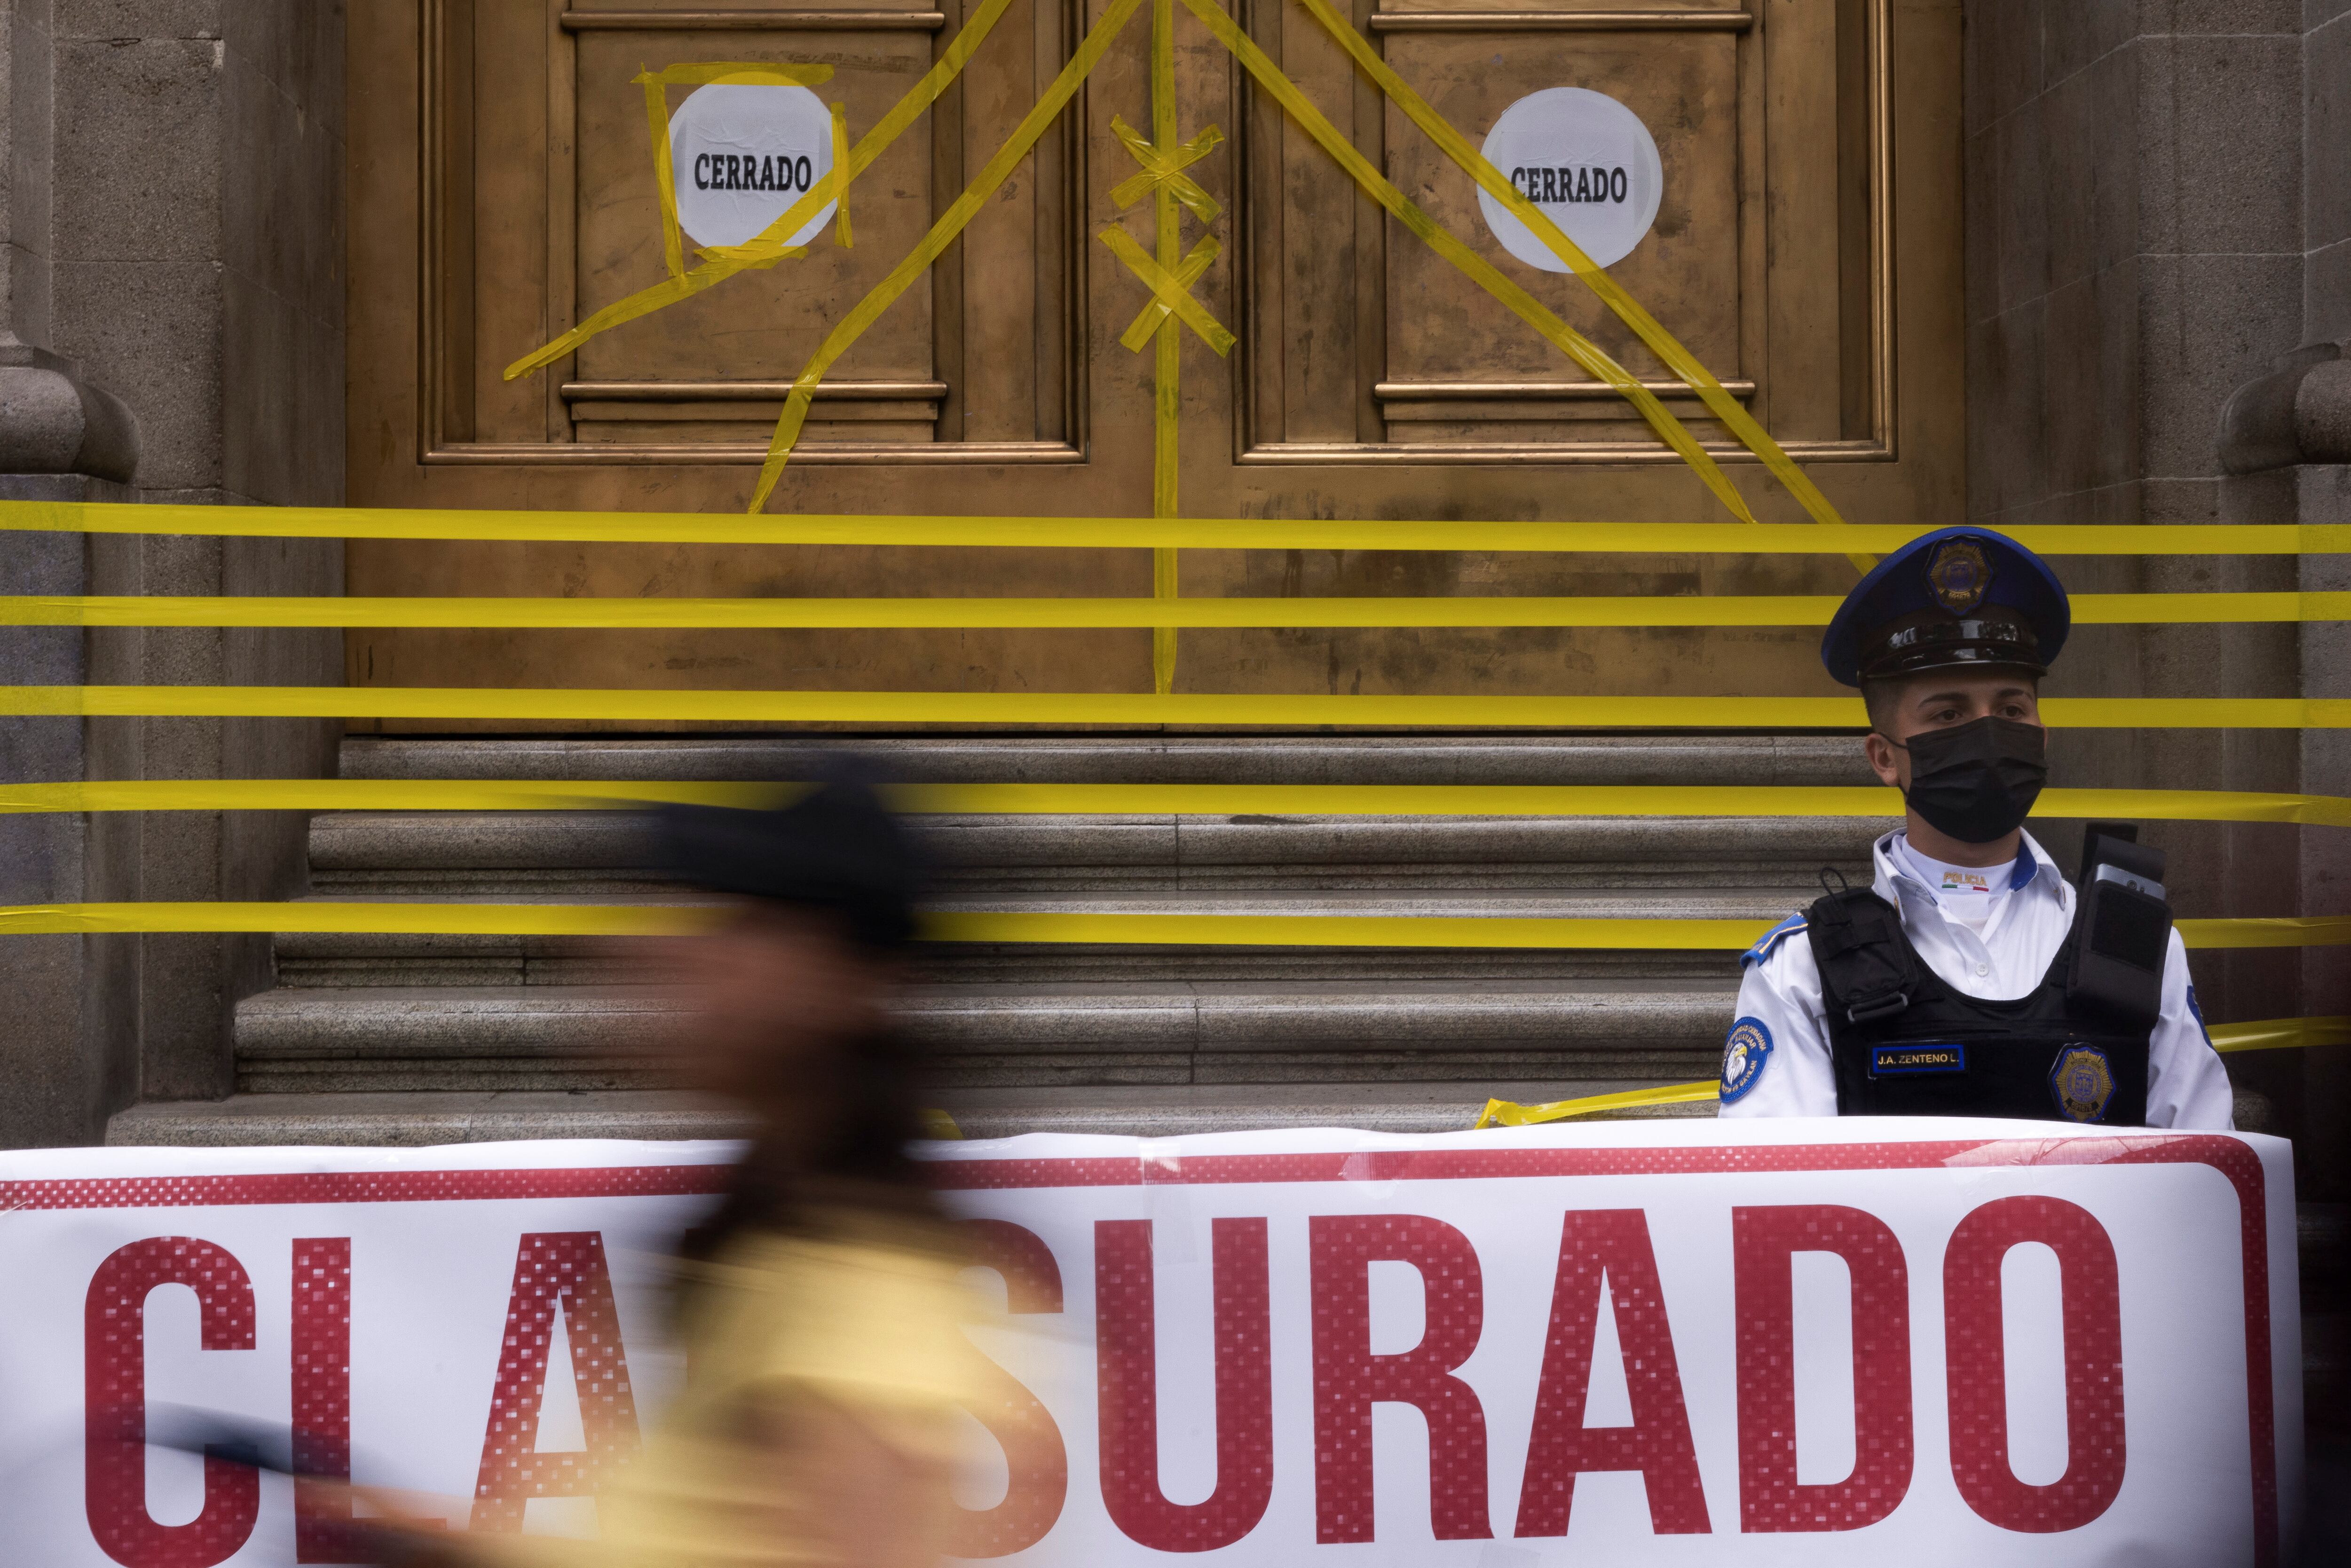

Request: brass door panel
left=568, top=23, right=949, bottom=446
left=349, top=0, right=1961, bottom=728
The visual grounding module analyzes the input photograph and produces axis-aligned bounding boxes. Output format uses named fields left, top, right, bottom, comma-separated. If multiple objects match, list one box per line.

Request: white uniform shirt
left=1717, top=828, right=2234, bottom=1128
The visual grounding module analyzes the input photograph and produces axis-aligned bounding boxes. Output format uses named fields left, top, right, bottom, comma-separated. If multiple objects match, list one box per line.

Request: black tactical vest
left=1802, top=853, right=2170, bottom=1125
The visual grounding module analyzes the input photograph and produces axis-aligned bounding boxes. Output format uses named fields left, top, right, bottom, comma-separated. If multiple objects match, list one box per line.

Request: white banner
left=0, top=1120, right=2302, bottom=1567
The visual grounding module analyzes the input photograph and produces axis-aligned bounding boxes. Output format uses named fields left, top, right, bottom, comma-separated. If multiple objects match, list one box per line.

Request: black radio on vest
left=1803, top=824, right=2171, bottom=1125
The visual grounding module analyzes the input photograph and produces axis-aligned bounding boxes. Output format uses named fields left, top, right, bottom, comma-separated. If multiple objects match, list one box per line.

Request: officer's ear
left=1863, top=730, right=1906, bottom=789
left=1858, top=678, right=1907, bottom=788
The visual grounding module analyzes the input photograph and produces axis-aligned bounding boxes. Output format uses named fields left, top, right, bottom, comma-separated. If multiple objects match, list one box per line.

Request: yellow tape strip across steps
left=0, top=906, right=2342, bottom=948
left=5, top=591, right=2343, bottom=629
left=0, top=500, right=2343, bottom=555
left=1, top=781, right=2346, bottom=826
left=4, top=689, right=2347, bottom=727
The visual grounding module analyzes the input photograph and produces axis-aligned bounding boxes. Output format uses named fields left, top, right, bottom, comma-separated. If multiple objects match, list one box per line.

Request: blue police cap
left=1820, top=526, right=2070, bottom=688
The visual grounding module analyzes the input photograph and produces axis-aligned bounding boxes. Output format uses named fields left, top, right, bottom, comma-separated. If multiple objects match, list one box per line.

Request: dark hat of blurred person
left=655, top=769, right=925, bottom=949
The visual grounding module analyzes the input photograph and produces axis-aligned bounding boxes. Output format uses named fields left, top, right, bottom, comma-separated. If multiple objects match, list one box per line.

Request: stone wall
left=1965, top=0, right=2350, bottom=1191
left=0, top=0, right=345, bottom=1146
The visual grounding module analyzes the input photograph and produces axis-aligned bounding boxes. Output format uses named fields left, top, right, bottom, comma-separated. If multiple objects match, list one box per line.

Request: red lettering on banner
left=1095, top=1218, right=1274, bottom=1551
left=83, top=1237, right=260, bottom=1568
left=292, top=1238, right=363, bottom=1563
left=1732, top=1205, right=1913, bottom=1532
left=1514, top=1210, right=1710, bottom=1537
left=1943, top=1196, right=2127, bottom=1531
left=954, top=1220, right=1071, bottom=1556
left=468, top=1232, right=642, bottom=1531
left=1310, top=1214, right=1491, bottom=1543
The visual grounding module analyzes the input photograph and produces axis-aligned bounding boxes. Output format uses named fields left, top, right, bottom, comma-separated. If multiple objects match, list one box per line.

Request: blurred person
left=374, top=773, right=983, bottom=1568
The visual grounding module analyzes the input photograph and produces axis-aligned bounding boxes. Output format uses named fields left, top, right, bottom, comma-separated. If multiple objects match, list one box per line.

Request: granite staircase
left=106, top=733, right=1890, bottom=1146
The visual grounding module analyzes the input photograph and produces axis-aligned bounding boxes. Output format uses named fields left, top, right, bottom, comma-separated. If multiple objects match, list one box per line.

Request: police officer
left=1717, top=527, right=2234, bottom=1127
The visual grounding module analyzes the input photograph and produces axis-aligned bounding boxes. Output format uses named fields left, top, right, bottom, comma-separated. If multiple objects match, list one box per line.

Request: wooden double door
left=348, top=0, right=1963, bottom=726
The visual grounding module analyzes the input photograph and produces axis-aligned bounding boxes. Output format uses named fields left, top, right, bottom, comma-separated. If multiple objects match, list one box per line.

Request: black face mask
left=1889, top=715, right=2048, bottom=844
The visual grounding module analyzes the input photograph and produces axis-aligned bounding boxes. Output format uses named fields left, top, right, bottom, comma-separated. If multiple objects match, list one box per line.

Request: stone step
left=182, top=734, right=1884, bottom=1144
left=273, top=934, right=1745, bottom=988
left=266, top=882, right=1834, bottom=988
left=305, top=811, right=1890, bottom=894
left=107, top=1078, right=1699, bottom=1147
left=338, top=733, right=1881, bottom=787
left=231, top=980, right=1732, bottom=1094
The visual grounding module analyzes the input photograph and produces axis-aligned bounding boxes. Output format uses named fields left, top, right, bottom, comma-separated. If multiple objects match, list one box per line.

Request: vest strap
left=1806, top=884, right=1921, bottom=1024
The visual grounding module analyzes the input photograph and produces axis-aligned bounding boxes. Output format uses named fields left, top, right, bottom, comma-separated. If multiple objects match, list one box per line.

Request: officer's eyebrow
left=1908, top=682, right=2037, bottom=712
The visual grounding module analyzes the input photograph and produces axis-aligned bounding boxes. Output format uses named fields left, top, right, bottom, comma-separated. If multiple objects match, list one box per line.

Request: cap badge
left=2049, top=1043, right=2116, bottom=1123
left=1927, top=537, right=1993, bottom=614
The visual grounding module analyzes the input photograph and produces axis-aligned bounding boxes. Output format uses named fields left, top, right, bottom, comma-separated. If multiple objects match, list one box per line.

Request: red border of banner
left=0, top=1133, right=2278, bottom=1564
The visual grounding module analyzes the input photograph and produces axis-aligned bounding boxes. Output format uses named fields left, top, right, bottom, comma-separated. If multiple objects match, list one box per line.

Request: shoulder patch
left=1720, top=1016, right=1774, bottom=1103
left=1742, top=912, right=1809, bottom=968
left=2187, top=982, right=2216, bottom=1049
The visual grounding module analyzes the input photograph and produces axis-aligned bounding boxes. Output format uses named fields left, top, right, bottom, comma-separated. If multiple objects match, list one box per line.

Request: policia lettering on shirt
left=694, top=151, right=817, bottom=194
left=1509, top=164, right=1628, bottom=205
left=1717, top=527, right=2235, bottom=1129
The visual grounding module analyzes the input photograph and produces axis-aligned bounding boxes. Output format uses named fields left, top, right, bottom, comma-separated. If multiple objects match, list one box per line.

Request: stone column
left=0, top=1, right=345, bottom=1147
left=0, top=341, right=138, bottom=1142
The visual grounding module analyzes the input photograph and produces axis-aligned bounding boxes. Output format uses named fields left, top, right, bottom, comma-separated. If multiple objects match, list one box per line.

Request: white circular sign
left=669, top=82, right=836, bottom=250
left=1476, top=87, right=1663, bottom=271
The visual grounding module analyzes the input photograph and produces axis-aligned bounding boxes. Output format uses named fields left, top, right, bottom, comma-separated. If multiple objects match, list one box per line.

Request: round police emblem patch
left=2049, top=1043, right=2116, bottom=1123
left=1927, top=537, right=1993, bottom=614
left=1720, top=1017, right=1773, bottom=1103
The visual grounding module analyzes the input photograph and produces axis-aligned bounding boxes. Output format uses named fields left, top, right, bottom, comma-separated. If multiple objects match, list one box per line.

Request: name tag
left=1871, top=1043, right=1967, bottom=1076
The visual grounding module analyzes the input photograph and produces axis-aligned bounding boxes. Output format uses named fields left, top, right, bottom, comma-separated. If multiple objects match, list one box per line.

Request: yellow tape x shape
left=1100, top=228, right=1233, bottom=354
left=1110, top=116, right=1222, bottom=222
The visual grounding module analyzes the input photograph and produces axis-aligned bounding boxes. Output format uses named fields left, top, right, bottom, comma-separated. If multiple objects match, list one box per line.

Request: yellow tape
left=7, top=686, right=2349, bottom=728
left=644, top=68, right=688, bottom=278
left=0, top=905, right=2342, bottom=949
left=2211, top=1016, right=2351, bottom=1052
left=1176, top=0, right=1759, bottom=529
left=1475, top=1082, right=1720, bottom=1128
left=1118, top=234, right=1217, bottom=349
left=13, top=590, right=2343, bottom=630
left=0, top=903, right=719, bottom=937
left=3, top=780, right=2346, bottom=826
left=2174, top=917, right=2351, bottom=949
left=749, top=0, right=1145, bottom=510
left=1109, top=116, right=1222, bottom=223
left=505, top=0, right=1022, bottom=381
left=0, top=780, right=792, bottom=813
left=1148, top=0, right=1183, bottom=700
left=1100, top=228, right=1233, bottom=353
left=4, top=500, right=2345, bottom=556
left=1291, top=0, right=1848, bottom=550
left=831, top=102, right=852, bottom=247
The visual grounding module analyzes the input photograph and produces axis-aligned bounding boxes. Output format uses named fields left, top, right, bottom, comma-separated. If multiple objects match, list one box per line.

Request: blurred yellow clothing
left=442, top=1211, right=985, bottom=1568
